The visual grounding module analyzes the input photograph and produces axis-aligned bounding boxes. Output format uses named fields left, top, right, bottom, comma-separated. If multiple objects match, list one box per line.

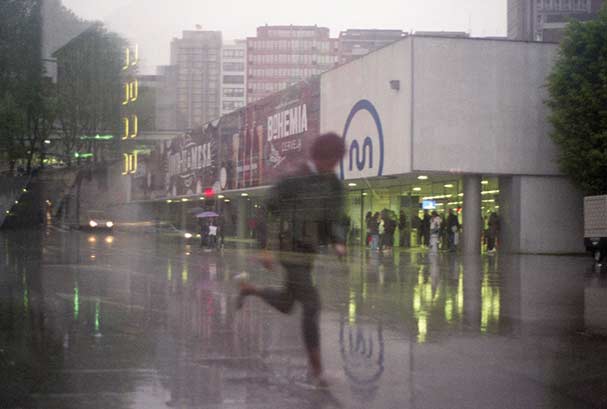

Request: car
left=82, top=210, right=114, bottom=232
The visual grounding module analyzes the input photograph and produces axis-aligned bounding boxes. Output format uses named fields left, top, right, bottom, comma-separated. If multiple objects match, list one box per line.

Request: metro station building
left=129, top=36, right=584, bottom=255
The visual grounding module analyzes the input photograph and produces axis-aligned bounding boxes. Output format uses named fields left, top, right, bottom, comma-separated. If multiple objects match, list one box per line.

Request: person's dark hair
left=311, top=132, right=346, bottom=162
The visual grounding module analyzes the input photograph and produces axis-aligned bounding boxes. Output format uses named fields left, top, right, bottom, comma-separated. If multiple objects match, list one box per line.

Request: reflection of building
left=508, top=0, right=605, bottom=42
left=246, top=25, right=338, bottom=103
left=337, top=29, right=405, bottom=65
left=220, top=41, right=247, bottom=116
left=171, top=30, right=222, bottom=129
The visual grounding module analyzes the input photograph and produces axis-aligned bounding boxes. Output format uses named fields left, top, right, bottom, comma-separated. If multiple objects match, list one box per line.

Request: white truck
left=584, top=195, right=607, bottom=263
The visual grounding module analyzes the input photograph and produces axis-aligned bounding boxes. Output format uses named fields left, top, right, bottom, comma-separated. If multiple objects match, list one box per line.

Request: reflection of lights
left=457, top=269, right=464, bottom=317
left=88, top=236, right=97, bottom=243
left=184, top=233, right=193, bottom=239
left=106, top=221, right=114, bottom=228
left=445, top=298, right=454, bottom=323
left=417, top=175, right=428, bottom=180
left=348, top=288, right=357, bottom=324
left=89, top=220, right=98, bottom=228
left=417, top=314, right=427, bottom=343
left=182, top=265, right=189, bottom=284
left=480, top=273, right=500, bottom=333
left=74, top=284, right=79, bottom=320
left=95, top=299, right=100, bottom=332
left=105, top=236, right=114, bottom=244
left=167, top=260, right=172, bottom=281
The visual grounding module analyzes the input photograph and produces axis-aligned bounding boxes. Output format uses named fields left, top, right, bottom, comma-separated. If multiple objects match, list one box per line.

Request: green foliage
left=546, top=5, right=607, bottom=195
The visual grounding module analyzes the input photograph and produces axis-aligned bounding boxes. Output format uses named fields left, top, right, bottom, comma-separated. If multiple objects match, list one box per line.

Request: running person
left=236, top=132, right=347, bottom=387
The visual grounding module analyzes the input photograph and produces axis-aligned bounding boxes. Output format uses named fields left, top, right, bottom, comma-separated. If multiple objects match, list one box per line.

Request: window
left=223, top=87, right=244, bottom=97
left=223, top=75, right=244, bottom=84
left=223, top=49, right=245, bottom=58
left=223, top=62, right=244, bottom=71
left=222, top=101, right=244, bottom=111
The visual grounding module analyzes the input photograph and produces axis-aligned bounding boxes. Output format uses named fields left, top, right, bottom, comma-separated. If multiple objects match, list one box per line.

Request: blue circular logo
left=340, top=99, right=384, bottom=180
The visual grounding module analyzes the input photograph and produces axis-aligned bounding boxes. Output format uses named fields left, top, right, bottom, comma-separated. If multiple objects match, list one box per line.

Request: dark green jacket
left=266, top=164, right=345, bottom=253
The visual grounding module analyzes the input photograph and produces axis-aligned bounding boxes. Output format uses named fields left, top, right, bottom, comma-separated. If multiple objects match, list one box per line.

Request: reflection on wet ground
left=1, top=228, right=607, bottom=408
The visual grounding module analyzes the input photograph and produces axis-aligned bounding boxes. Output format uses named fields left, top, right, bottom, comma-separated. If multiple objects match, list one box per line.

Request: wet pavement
left=1, top=228, right=607, bottom=408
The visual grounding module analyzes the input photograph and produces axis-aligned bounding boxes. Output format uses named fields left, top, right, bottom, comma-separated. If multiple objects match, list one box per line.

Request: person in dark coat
left=446, top=209, right=460, bottom=252
left=236, top=132, right=346, bottom=387
left=399, top=210, right=409, bottom=247
left=421, top=210, right=431, bottom=247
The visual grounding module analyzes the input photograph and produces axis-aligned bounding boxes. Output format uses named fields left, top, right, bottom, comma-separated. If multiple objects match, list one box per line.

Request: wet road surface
left=1, top=228, right=607, bottom=408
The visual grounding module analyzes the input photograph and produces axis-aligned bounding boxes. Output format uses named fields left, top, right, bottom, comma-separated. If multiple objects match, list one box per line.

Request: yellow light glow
left=123, top=117, right=129, bottom=140
left=129, top=80, right=138, bottom=102
left=130, top=115, right=138, bottom=138
left=122, top=153, right=129, bottom=175
left=131, top=44, right=138, bottom=66
left=122, top=83, right=129, bottom=105
left=131, top=151, right=137, bottom=174
left=105, top=236, right=114, bottom=244
left=88, top=236, right=96, bottom=243
left=417, top=313, right=427, bottom=343
left=123, top=47, right=130, bottom=70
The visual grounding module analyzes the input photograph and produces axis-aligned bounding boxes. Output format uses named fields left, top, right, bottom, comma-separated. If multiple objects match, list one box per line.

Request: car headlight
left=89, top=220, right=98, bottom=227
left=106, top=221, right=114, bottom=228
left=184, top=233, right=193, bottom=239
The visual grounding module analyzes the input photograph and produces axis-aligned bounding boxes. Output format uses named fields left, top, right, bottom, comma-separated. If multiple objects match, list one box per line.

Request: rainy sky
left=61, top=0, right=506, bottom=73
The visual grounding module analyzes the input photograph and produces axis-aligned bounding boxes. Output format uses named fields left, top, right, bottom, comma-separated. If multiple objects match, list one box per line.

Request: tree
left=546, top=5, right=607, bottom=196
left=54, top=23, right=127, bottom=165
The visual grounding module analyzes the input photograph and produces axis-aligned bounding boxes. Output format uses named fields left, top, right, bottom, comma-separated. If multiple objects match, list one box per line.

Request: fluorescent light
left=362, top=192, right=368, bottom=196
left=199, top=197, right=205, bottom=200
left=481, top=180, right=489, bottom=185
left=413, top=187, right=422, bottom=191
left=444, top=184, right=454, bottom=188
left=184, top=233, right=193, bottom=239
left=348, top=183, right=357, bottom=187
left=417, top=175, right=428, bottom=180
left=89, top=220, right=98, bottom=228
left=166, top=199, right=172, bottom=203
left=224, top=199, right=231, bottom=203
left=44, top=139, right=51, bottom=144
left=218, top=195, right=225, bottom=199
left=241, top=193, right=249, bottom=197
left=181, top=198, right=189, bottom=202
left=106, top=221, right=114, bottom=228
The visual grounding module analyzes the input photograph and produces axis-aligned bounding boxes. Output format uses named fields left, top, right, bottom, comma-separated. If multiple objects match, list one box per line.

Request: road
left=1, top=228, right=606, bottom=408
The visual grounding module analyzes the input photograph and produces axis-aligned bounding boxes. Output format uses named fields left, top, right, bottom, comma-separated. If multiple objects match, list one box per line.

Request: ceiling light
left=348, top=183, right=357, bottom=187
left=417, top=175, right=428, bottom=180
left=444, top=184, right=454, bottom=188
left=413, top=187, right=422, bottom=191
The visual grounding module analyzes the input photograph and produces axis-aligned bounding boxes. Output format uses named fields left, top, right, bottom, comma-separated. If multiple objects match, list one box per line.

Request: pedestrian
left=446, top=208, right=460, bottom=252
left=364, top=211, right=372, bottom=247
left=429, top=211, right=442, bottom=254
left=486, top=212, right=500, bottom=254
left=208, top=220, right=218, bottom=249
left=383, top=211, right=396, bottom=253
left=235, top=132, right=347, bottom=387
left=399, top=210, right=409, bottom=248
left=200, top=221, right=209, bottom=248
left=412, top=213, right=422, bottom=246
left=421, top=210, right=431, bottom=247
left=369, top=212, right=380, bottom=251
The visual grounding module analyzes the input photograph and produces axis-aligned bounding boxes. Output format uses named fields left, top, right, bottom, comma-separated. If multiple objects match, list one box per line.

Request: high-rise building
left=220, top=41, right=247, bottom=116
left=170, top=30, right=222, bottom=129
left=508, top=0, right=604, bottom=42
left=246, top=25, right=338, bottom=103
left=155, top=65, right=178, bottom=131
left=337, top=29, right=405, bottom=64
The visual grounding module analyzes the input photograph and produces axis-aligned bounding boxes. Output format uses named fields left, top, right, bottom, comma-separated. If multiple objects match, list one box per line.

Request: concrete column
left=463, top=175, right=481, bottom=254
left=237, top=197, right=247, bottom=238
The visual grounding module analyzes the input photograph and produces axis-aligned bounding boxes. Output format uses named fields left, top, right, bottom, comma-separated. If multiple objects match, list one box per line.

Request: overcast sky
left=61, top=0, right=507, bottom=74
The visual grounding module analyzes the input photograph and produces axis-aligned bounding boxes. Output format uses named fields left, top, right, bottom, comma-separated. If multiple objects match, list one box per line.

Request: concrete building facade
left=246, top=25, right=338, bottom=103
left=508, top=0, right=604, bottom=42
left=220, top=41, right=247, bottom=116
left=170, top=30, right=222, bottom=129
left=337, top=29, right=405, bottom=64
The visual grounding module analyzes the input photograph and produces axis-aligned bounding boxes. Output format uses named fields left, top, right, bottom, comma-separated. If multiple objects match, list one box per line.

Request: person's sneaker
left=234, top=272, right=250, bottom=310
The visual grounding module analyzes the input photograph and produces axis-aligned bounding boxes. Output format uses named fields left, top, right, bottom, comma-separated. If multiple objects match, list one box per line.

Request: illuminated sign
left=122, top=80, right=138, bottom=105
left=122, top=115, right=138, bottom=140
left=122, top=152, right=138, bottom=175
left=122, top=44, right=138, bottom=70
